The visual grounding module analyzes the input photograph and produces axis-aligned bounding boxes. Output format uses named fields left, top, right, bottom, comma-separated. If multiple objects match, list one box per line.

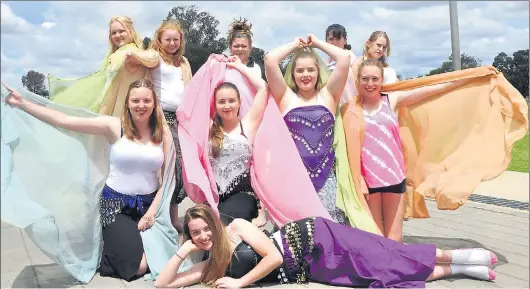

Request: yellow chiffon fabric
left=49, top=44, right=158, bottom=116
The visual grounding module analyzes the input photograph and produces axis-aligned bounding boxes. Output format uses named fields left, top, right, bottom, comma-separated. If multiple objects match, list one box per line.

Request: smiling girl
left=4, top=79, right=175, bottom=281
left=124, top=20, right=193, bottom=232
left=352, top=31, right=398, bottom=85
left=264, top=35, right=352, bottom=225
left=49, top=16, right=157, bottom=116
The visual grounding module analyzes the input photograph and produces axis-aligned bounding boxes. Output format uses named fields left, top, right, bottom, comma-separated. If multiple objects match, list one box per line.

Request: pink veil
left=176, top=54, right=331, bottom=226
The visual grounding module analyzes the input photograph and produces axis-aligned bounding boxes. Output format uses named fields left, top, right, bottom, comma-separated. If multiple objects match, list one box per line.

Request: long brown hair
left=121, top=79, right=165, bottom=144
left=209, top=82, right=241, bottom=158
left=183, top=205, right=232, bottom=287
left=107, top=16, right=143, bottom=55
left=355, top=58, right=385, bottom=106
left=149, top=20, right=186, bottom=66
left=288, top=48, right=323, bottom=93
left=362, top=31, right=391, bottom=68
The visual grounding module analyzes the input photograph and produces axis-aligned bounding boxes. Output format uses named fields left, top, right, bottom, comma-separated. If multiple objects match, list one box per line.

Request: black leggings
left=218, top=192, right=259, bottom=225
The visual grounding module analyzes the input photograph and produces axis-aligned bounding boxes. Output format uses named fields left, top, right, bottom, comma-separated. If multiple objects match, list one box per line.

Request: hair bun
left=227, top=17, right=253, bottom=45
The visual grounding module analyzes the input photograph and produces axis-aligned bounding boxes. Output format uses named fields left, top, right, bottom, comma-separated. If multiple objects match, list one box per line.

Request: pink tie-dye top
left=361, top=94, right=406, bottom=188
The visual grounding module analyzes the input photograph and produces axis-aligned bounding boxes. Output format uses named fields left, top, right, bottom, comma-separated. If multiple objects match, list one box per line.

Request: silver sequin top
left=208, top=133, right=252, bottom=196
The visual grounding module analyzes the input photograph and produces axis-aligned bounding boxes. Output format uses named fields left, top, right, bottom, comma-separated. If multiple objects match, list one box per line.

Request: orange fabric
left=342, top=66, right=528, bottom=218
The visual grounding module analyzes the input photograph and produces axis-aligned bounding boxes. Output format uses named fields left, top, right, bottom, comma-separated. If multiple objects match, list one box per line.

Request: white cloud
left=0, top=0, right=528, bottom=87
left=0, top=2, right=34, bottom=34
left=41, top=21, right=56, bottom=29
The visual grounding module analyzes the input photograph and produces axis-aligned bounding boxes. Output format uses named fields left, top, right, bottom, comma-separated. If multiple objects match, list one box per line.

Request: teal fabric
left=0, top=85, right=191, bottom=283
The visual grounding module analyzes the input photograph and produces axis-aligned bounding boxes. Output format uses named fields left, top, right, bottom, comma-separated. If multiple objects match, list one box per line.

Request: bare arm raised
left=264, top=38, right=304, bottom=104
left=309, top=34, right=351, bottom=106
left=3, top=84, right=120, bottom=143
left=227, top=56, right=270, bottom=144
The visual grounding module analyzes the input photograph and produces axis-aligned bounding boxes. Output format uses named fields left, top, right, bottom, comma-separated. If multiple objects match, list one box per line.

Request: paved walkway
left=473, top=171, right=529, bottom=202
left=2, top=196, right=528, bottom=288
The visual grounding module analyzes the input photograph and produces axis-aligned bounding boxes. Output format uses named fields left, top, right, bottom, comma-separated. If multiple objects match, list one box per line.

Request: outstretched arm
left=155, top=240, right=207, bottom=288
left=227, top=57, right=269, bottom=143
left=310, top=34, right=350, bottom=105
left=264, top=38, right=303, bottom=104
left=388, top=78, right=472, bottom=111
left=3, top=84, right=118, bottom=142
left=125, top=50, right=161, bottom=70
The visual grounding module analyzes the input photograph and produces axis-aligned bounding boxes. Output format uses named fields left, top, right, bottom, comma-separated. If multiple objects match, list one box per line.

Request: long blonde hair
left=183, top=205, right=232, bottom=287
left=362, top=31, right=391, bottom=68
left=149, top=20, right=186, bottom=66
left=355, top=59, right=385, bottom=106
left=288, top=48, right=324, bottom=93
left=121, top=79, right=165, bottom=144
left=107, top=16, right=143, bottom=55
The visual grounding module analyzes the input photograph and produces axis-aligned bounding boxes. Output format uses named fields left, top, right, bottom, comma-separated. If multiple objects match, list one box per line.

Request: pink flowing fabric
left=177, top=54, right=331, bottom=226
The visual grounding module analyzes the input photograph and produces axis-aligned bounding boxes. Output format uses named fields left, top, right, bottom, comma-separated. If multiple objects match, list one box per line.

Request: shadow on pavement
left=12, top=264, right=82, bottom=288
left=404, top=235, right=508, bottom=266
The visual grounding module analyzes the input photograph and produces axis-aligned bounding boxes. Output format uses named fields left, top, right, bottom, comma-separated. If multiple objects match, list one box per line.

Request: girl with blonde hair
left=125, top=19, right=193, bottom=232
left=352, top=30, right=398, bottom=85
left=49, top=16, right=159, bottom=116
left=2, top=79, right=188, bottom=281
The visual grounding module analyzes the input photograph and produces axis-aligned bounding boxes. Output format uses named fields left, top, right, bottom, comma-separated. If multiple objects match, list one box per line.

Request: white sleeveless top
left=106, top=137, right=164, bottom=195
left=151, top=60, right=185, bottom=112
left=383, top=67, right=398, bottom=84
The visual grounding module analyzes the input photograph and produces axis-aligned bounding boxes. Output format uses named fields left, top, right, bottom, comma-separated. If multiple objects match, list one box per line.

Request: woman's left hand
left=226, top=55, right=243, bottom=68
left=138, top=212, right=156, bottom=231
left=214, top=277, right=244, bottom=288
left=307, top=34, right=321, bottom=47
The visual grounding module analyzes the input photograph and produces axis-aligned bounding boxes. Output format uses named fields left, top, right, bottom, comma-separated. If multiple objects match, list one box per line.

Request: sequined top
left=208, top=125, right=253, bottom=201
left=284, top=105, right=335, bottom=192
left=223, top=218, right=316, bottom=285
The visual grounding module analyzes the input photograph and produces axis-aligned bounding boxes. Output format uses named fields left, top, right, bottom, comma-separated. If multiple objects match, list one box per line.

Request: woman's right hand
left=3, top=83, right=25, bottom=107
left=180, top=239, right=202, bottom=255
left=293, top=37, right=307, bottom=47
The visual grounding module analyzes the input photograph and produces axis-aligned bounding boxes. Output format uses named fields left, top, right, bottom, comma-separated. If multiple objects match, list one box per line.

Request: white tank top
left=106, top=137, right=164, bottom=195
left=151, top=60, right=185, bottom=112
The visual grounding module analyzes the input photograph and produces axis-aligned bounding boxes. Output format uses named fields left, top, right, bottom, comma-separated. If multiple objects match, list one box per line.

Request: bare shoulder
left=228, top=218, right=253, bottom=234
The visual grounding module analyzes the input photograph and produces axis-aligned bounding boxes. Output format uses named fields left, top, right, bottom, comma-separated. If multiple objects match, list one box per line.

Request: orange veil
left=341, top=66, right=528, bottom=218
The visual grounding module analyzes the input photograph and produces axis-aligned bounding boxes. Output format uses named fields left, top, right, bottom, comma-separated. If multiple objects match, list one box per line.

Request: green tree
left=166, top=5, right=227, bottom=74
left=493, top=49, right=529, bottom=98
left=427, top=53, right=482, bottom=76
left=22, top=70, right=49, bottom=97
left=250, top=47, right=266, bottom=80
left=143, top=36, right=152, bottom=50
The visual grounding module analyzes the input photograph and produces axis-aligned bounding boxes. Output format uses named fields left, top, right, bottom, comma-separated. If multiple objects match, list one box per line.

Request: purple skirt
left=305, top=218, right=436, bottom=288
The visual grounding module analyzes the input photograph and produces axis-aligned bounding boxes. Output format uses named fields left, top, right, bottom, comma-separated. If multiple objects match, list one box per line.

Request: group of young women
left=3, top=14, right=526, bottom=288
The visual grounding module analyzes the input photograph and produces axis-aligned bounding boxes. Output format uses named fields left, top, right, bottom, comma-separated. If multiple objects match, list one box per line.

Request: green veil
left=283, top=48, right=381, bottom=235
left=0, top=85, right=191, bottom=282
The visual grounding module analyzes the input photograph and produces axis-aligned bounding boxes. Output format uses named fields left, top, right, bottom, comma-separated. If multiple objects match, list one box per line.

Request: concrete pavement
left=2, top=170, right=529, bottom=288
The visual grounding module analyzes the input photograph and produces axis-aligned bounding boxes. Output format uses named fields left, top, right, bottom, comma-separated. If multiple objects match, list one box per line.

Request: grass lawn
left=508, top=134, right=529, bottom=172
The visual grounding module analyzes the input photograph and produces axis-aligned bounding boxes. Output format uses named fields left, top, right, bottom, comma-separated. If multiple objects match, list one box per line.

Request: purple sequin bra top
left=284, top=105, right=335, bottom=192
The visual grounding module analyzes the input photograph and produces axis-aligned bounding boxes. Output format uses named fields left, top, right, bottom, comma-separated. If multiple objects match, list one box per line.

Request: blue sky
left=1, top=1, right=528, bottom=88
